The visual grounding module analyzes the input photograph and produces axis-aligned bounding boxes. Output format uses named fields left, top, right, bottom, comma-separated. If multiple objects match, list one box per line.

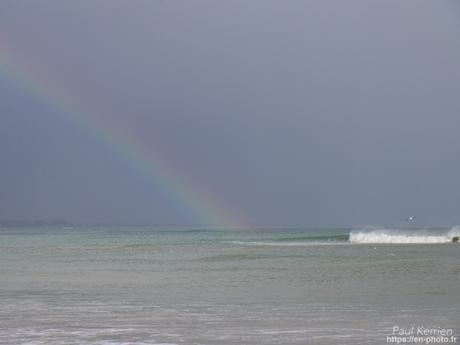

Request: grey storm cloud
left=0, top=0, right=459, bottom=226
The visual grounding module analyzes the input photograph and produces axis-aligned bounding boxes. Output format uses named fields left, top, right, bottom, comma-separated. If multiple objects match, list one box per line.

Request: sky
left=0, top=0, right=460, bottom=226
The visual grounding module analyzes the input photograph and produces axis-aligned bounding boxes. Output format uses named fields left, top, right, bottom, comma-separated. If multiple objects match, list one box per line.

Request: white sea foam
left=349, top=226, right=460, bottom=244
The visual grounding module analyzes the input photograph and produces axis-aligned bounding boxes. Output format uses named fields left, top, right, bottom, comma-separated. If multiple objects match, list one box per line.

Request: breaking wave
left=349, top=226, right=460, bottom=244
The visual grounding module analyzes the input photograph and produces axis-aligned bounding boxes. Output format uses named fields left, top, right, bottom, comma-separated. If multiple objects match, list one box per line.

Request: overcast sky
left=1, top=0, right=459, bottom=226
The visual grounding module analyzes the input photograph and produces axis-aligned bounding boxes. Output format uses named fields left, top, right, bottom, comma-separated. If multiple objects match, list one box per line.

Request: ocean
left=0, top=226, right=459, bottom=345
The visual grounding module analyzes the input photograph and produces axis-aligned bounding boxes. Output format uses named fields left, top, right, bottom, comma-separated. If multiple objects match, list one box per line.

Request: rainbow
left=0, top=39, right=246, bottom=226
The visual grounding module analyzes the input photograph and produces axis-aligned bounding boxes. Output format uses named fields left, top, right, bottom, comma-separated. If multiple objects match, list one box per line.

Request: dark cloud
left=1, top=0, right=459, bottom=225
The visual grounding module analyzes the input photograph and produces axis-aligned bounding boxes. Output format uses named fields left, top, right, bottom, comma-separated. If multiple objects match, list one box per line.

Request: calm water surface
left=1, top=227, right=459, bottom=344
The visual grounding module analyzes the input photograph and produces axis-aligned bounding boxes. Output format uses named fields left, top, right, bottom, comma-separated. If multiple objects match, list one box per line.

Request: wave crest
left=349, top=226, right=460, bottom=244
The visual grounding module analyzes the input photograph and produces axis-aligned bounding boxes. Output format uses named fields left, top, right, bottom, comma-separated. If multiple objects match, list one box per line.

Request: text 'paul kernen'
left=393, top=327, right=453, bottom=337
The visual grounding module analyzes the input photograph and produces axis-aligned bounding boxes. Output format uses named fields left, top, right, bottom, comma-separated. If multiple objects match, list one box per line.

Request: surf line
left=0, top=40, right=246, bottom=226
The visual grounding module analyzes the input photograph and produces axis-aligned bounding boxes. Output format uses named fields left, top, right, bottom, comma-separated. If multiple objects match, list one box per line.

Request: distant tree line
left=0, top=219, right=72, bottom=227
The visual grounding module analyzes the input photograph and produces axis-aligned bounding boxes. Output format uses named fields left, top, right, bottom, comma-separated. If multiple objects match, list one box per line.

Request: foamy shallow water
left=3, top=296, right=457, bottom=345
left=1, top=226, right=459, bottom=344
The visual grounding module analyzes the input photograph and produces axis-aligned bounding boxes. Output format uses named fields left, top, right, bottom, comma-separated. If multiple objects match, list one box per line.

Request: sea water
left=0, top=226, right=459, bottom=344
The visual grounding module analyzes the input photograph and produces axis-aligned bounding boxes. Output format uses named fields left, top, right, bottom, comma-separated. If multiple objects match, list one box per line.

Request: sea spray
left=349, top=226, right=460, bottom=244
